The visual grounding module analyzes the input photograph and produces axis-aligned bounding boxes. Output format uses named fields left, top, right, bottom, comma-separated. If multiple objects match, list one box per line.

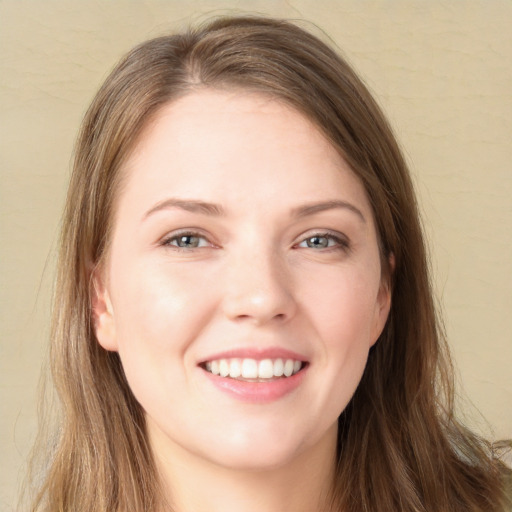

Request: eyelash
left=295, top=231, right=350, bottom=252
left=160, top=230, right=212, bottom=252
left=160, top=230, right=350, bottom=252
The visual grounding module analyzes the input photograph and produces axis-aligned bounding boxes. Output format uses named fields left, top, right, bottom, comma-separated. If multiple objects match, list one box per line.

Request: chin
left=199, top=421, right=336, bottom=473
left=206, top=442, right=304, bottom=473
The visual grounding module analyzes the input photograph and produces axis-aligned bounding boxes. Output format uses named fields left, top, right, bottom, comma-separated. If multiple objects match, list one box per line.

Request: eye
left=161, top=231, right=211, bottom=250
left=296, top=232, right=349, bottom=251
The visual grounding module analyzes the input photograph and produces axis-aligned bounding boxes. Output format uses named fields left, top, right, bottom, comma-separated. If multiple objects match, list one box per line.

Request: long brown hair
left=29, top=15, right=510, bottom=511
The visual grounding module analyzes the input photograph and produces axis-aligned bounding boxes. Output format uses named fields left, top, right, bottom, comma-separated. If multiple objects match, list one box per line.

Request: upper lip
left=198, top=347, right=309, bottom=364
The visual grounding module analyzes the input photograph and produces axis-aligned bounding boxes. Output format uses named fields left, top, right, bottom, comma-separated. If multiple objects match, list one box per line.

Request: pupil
left=309, top=236, right=327, bottom=248
left=178, top=235, right=197, bottom=247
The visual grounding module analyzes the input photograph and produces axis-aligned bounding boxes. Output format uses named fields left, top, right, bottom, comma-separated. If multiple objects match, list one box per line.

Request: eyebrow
left=143, top=198, right=366, bottom=223
left=291, top=200, right=366, bottom=223
left=143, top=198, right=225, bottom=220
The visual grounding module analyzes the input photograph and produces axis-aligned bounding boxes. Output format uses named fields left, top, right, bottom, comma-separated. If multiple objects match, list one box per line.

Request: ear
left=370, top=253, right=394, bottom=347
left=91, top=266, right=118, bottom=352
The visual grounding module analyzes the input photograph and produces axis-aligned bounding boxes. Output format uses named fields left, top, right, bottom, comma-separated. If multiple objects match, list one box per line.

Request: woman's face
left=93, top=90, right=391, bottom=472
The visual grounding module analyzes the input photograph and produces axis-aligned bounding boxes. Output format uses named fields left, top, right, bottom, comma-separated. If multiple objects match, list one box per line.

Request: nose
left=221, top=250, right=297, bottom=325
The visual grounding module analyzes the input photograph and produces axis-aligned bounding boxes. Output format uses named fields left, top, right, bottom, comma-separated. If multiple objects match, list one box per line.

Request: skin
left=93, top=89, right=391, bottom=512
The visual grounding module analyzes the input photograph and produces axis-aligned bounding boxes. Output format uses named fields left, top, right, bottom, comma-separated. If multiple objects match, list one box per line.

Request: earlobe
left=91, top=267, right=118, bottom=352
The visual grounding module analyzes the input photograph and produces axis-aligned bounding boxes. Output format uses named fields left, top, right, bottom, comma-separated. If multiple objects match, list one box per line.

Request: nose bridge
left=222, top=237, right=295, bottom=324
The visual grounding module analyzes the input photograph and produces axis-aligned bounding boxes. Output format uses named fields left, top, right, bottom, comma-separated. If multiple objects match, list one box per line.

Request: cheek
left=298, top=263, right=380, bottom=408
left=301, top=262, right=381, bottom=344
left=108, top=259, right=219, bottom=400
left=108, top=261, right=218, bottom=417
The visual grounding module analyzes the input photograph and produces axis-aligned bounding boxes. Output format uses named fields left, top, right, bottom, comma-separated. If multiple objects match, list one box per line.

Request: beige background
left=1, top=1, right=511, bottom=509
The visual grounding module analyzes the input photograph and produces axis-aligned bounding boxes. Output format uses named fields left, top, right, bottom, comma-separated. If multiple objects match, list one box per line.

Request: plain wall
left=1, top=1, right=511, bottom=509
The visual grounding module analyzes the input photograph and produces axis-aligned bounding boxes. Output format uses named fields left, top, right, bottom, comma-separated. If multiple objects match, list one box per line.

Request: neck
left=151, top=424, right=338, bottom=512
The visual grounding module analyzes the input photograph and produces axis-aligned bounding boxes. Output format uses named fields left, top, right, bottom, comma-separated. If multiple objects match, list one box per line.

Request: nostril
left=233, top=314, right=251, bottom=321
left=233, top=312, right=288, bottom=324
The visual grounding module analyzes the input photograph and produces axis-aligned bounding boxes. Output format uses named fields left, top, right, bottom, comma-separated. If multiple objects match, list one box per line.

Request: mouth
left=199, top=357, right=307, bottom=382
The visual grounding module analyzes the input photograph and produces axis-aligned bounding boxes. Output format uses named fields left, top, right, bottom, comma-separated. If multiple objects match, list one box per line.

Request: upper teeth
left=205, top=358, right=302, bottom=379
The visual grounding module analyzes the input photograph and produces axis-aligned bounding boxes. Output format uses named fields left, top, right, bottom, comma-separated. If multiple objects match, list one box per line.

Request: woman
left=29, top=15, right=510, bottom=512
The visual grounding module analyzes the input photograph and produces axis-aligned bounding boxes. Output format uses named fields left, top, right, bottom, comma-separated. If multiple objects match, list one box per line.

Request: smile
left=203, top=358, right=304, bottom=381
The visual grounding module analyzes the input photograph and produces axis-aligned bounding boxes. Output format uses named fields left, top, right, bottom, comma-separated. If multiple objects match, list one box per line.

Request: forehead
left=129, top=89, right=342, bottom=171
left=116, top=89, right=372, bottom=221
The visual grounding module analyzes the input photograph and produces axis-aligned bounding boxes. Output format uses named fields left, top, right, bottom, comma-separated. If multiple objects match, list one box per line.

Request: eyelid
left=159, top=229, right=215, bottom=250
left=294, top=230, right=350, bottom=250
left=158, top=228, right=350, bottom=252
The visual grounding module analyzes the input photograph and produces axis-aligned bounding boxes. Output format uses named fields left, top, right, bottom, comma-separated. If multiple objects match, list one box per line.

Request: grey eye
left=299, top=236, right=334, bottom=249
left=166, top=233, right=209, bottom=249
left=309, top=236, right=329, bottom=248
left=175, top=235, right=201, bottom=248
left=296, top=232, right=349, bottom=251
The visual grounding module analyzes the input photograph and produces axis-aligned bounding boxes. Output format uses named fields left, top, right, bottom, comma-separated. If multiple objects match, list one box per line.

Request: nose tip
left=223, top=291, right=294, bottom=325
left=221, top=258, right=296, bottom=325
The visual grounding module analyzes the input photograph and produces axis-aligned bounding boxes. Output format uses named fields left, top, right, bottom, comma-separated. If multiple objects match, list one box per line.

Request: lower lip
left=201, top=366, right=307, bottom=403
